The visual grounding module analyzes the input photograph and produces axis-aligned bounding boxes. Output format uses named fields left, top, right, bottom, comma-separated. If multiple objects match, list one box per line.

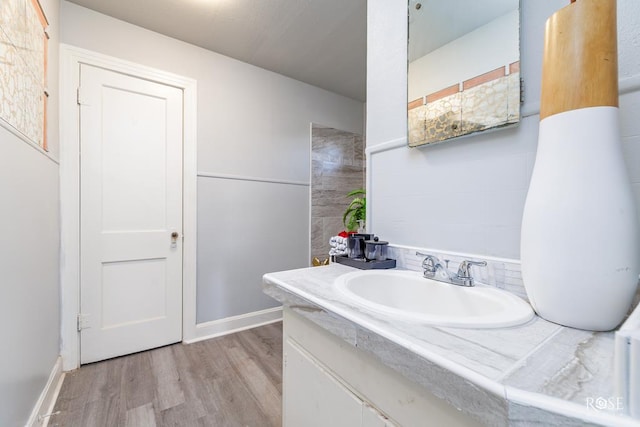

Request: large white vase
left=521, top=0, right=640, bottom=331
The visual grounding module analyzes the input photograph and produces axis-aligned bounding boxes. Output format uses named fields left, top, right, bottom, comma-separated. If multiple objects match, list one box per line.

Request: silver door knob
left=171, top=231, right=179, bottom=242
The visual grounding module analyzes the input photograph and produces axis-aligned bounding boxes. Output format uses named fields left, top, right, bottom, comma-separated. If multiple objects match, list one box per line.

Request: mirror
left=408, top=0, right=520, bottom=147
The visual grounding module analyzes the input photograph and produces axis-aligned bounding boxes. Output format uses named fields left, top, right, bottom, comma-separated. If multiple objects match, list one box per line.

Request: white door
left=79, top=64, right=183, bottom=364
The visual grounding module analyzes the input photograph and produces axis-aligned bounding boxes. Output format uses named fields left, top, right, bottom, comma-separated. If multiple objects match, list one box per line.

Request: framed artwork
left=0, top=0, right=49, bottom=150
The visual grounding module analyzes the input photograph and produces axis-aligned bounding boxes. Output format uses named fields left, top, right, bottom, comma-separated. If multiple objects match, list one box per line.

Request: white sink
left=334, top=270, right=534, bottom=328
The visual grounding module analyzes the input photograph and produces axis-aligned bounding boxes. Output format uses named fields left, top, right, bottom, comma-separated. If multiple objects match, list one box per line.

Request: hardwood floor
left=50, top=322, right=283, bottom=427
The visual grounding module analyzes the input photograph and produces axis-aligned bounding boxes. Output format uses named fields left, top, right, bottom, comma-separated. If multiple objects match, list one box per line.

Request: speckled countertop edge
left=263, top=264, right=639, bottom=427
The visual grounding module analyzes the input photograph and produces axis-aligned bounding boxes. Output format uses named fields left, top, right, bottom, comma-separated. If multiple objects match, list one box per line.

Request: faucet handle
left=457, top=260, right=487, bottom=279
left=416, top=252, right=439, bottom=276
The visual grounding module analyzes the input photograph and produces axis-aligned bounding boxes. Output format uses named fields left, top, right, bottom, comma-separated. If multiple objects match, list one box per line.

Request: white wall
left=408, top=10, right=519, bottom=100
left=0, top=0, right=60, bottom=425
left=368, top=0, right=640, bottom=259
left=59, top=1, right=364, bottom=324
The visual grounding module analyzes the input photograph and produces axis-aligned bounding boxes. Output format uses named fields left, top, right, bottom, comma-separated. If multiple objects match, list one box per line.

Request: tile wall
left=408, top=62, right=520, bottom=146
left=311, top=125, right=365, bottom=263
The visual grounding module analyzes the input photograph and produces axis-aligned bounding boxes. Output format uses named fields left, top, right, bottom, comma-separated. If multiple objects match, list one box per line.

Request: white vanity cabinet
left=282, top=308, right=481, bottom=427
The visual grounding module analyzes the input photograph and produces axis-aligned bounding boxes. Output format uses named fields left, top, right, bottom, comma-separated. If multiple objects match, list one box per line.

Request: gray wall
left=367, top=0, right=640, bottom=259
left=0, top=0, right=61, bottom=425
left=59, top=1, right=365, bottom=324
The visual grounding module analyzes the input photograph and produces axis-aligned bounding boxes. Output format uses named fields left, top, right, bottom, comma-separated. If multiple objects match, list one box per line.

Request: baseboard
left=25, top=356, right=65, bottom=427
left=184, top=306, right=283, bottom=344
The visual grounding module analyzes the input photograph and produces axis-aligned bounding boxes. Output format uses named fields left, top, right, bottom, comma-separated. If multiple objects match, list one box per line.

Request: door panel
left=101, top=259, right=167, bottom=328
left=79, top=64, right=183, bottom=364
left=100, top=86, right=168, bottom=231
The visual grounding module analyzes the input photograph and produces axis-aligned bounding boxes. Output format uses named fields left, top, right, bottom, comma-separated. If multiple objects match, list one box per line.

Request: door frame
left=59, top=44, right=198, bottom=371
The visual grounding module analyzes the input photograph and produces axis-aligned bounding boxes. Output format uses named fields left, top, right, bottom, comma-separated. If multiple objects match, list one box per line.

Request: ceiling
left=67, top=0, right=367, bottom=102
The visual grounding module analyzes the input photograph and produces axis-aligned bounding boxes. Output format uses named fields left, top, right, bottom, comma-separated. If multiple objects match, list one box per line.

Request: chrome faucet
left=416, top=252, right=487, bottom=287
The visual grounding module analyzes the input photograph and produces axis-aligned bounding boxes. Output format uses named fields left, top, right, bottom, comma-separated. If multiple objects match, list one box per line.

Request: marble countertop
left=263, top=263, right=639, bottom=427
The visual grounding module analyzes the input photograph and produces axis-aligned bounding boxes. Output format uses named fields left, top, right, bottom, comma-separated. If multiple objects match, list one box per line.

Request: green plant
left=342, top=188, right=366, bottom=232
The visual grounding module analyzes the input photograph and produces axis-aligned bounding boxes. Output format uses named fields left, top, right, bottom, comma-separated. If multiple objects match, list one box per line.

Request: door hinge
left=520, top=78, right=525, bottom=104
left=77, top=313, right=91, bottom=331
left=77, top=87, right=87, bottom=106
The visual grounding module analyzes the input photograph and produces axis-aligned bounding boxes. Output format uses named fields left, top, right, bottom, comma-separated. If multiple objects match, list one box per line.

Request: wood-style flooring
left=49, top=322, right=283, bottom=427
